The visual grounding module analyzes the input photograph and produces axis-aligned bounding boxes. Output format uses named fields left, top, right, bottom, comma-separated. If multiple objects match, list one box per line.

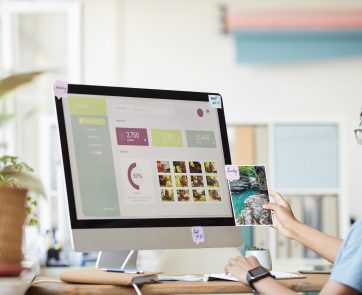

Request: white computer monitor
left=54, top=83, right=242, bottom=270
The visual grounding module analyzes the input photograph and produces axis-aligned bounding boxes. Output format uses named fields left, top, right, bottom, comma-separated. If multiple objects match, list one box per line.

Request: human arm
left=320, top=280, right=359, bottom=295
left=263, top=191, right=342, bottom=263
left=225, top=255, right=359, bottom=295
left=225, top=255, right=296, bottom=295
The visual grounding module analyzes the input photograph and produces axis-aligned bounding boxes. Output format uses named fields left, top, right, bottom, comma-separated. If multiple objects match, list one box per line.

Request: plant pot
left=245, top=249, right=272, bottom=271
left=0, top=186, right=27, bottom=267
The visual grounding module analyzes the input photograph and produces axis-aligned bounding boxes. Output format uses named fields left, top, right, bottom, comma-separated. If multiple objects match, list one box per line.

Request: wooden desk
left=26, top=274, right=329, bottom=294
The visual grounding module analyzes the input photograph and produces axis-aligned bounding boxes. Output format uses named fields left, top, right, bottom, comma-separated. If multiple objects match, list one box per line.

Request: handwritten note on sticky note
left=53, top=80, right=68, bottom=99
left=191, top=226, right=204, bottom=244
left=225, top=165, right=240, bottom=181
left=208, top=95, right=222, bottom=109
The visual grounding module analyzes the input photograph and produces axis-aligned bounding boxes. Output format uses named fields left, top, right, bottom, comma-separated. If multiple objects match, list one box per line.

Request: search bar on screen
left=114, top=105, right=175, bottom=116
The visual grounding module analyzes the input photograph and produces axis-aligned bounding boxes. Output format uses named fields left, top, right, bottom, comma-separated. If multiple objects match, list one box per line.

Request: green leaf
left=0, top=71, right=43, bottom=99
left=0, top=114, right=14, bottom=127
left=0, top=155, right=46, bottom=196
left=29, top=219, right=37, bottom=225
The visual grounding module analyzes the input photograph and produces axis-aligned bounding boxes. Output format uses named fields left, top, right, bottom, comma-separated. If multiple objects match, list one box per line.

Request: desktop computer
left=54, top=83, right=242, bottom=273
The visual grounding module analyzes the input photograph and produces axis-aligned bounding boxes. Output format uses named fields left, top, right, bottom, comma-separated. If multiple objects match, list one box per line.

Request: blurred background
left=0, top=0, right=362, bottom=267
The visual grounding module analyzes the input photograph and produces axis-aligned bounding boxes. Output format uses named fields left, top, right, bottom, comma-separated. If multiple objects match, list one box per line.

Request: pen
left=101, top=268, right=144, bottom=274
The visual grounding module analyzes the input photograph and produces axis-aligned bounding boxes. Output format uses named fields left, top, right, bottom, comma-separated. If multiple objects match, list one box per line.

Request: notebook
left=206, top=271, right=306, bottom=281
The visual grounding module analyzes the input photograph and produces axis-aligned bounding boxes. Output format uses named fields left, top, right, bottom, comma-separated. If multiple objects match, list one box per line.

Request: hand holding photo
left=228, top=165, right=272, bottom=226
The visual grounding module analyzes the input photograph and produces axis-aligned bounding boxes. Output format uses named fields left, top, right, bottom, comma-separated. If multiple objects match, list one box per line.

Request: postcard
left=227, top=165, right=272, bottom=226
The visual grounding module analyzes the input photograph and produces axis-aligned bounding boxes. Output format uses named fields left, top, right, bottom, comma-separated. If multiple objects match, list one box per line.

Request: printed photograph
left=189, top=161, right=202, bottom=173
left=204, top=161, right=217, bottom=173
left=191, top=175, right=204, bottom=187
left=175, top=175, right=188, bottom=187
left=158, top=175, right=173, bottom=187
left=206, top=175, right=219, bottom=187
left=208, top=189, right=221, bottom=201
left=156, top=160, right=171, bottom=173
left=177, top=189, right=190, bottom=202
left=161, top=189, right=174, bottom=202
left=192, top=189, right=206, bottom=202
left=173, top=161, right=187, bottom=173
left=229, top=165, right=272, bottom=226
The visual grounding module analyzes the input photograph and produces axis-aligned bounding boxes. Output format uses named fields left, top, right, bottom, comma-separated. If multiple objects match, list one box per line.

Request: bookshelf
left=227, top=121, right=344, bottom=264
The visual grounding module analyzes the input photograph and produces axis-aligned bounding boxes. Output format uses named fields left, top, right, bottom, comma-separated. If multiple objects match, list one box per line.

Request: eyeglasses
left=355, top=111, right=362, bottom=145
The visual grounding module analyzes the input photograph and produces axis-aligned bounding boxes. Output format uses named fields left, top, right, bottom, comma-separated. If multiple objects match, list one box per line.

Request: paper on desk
left=158, top=274, right=207, bottom=282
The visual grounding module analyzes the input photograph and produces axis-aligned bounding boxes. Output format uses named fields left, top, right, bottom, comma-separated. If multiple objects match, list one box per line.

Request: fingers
left=263, top=202, right=279, bottom=211
left=269, top=191, right=288, bottom=206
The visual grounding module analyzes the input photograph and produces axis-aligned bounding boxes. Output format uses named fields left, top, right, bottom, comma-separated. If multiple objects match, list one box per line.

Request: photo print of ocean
left=228, top=165, right=272, bottom=226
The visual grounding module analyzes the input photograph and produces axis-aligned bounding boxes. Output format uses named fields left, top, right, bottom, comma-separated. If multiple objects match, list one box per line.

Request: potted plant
left=0, top=156, right=45, bottom=276
left=245, top=246, right=272, bottom=271
left=0, top=72, right=44, bottom=276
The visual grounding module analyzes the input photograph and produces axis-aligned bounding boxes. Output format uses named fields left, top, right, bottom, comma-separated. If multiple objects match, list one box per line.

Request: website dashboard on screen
left=63, top=94, right=233, bottom=220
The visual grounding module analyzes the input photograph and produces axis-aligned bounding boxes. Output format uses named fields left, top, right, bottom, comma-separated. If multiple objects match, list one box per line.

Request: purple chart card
left=116, top=128, right=149, bottom=146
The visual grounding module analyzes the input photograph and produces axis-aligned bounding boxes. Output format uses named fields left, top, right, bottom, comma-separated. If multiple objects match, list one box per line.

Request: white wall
left=83, top=0, right=362, bottom=228
left=83, top=0, right=125, bottom=84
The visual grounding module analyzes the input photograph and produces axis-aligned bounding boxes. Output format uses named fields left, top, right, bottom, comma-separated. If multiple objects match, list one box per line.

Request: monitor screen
left=55, top=84, right=235, bottom=230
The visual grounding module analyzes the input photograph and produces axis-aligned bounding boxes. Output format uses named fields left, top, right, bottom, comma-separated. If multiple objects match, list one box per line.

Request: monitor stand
left=96, top=250, right=138, bottom=270
left=96, top=248, right=242, bottom=274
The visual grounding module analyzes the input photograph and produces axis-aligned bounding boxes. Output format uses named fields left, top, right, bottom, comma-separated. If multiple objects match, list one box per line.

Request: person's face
left=355, top=109, right=362, bottom=145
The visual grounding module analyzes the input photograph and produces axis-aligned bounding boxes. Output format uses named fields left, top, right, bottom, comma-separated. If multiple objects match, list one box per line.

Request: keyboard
left=271, top=271, right=306, bottom=280
left=207, top=271, right=305, bottom=281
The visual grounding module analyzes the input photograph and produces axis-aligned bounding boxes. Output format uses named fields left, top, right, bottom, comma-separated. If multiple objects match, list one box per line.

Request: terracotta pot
left=0, top=186, right=27, bottom=264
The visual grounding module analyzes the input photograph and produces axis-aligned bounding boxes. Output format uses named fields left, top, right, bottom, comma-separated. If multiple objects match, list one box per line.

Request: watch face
left=249, top=266, right=268, bottom=277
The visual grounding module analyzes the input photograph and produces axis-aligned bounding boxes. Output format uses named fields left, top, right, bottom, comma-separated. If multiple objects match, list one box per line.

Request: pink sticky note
left=191, top=226, right=204, bottom=244
left=53, top=80, right=68, bottom=99
left=225, top=165, right=240, bottom=181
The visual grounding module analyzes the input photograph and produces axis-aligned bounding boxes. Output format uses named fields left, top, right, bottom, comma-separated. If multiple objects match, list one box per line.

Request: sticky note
left=208, top=95, right=222, bottom=109
left=53, top=80, right=68, bottom=99
left=191, top=226, right=204, bottom=244
left=225, top=165, right=240, bottom=181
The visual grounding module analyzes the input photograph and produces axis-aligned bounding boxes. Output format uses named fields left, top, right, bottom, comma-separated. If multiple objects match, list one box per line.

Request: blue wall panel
left=233, top=30, right=362, bottom=64
left=275, top=124, right=339, bottom=189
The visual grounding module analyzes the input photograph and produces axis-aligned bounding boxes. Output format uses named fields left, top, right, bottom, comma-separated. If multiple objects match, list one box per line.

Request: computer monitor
left=54, top=83, right=242, bottom=270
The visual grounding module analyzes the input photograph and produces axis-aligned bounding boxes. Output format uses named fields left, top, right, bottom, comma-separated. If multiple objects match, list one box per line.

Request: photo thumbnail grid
left=156, top=160, right=222, bottom=203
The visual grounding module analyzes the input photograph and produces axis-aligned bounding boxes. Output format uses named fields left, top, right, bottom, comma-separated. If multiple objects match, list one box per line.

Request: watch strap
left=246, top=266, right=272, bottom=291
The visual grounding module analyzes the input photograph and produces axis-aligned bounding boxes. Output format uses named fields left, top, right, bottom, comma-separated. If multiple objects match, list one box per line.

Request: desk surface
left=26, top=273, right=329, bottom=294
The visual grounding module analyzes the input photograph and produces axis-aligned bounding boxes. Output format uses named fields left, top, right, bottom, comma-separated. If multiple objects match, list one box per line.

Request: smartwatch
left=246, top=266, right=273, bottom=290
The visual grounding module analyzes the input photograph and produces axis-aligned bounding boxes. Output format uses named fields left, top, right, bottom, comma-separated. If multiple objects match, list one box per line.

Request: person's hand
left=224, top=256, right=261, bottom=284
left=263, top=191, right=300, bottom=239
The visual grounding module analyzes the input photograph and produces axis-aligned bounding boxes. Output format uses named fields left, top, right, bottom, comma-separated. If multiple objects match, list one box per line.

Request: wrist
left=287, top=219, right=304, bottom=240
left=246, top=266, right=273, bottom=290
left=253, top=276, right=275, bottom=290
